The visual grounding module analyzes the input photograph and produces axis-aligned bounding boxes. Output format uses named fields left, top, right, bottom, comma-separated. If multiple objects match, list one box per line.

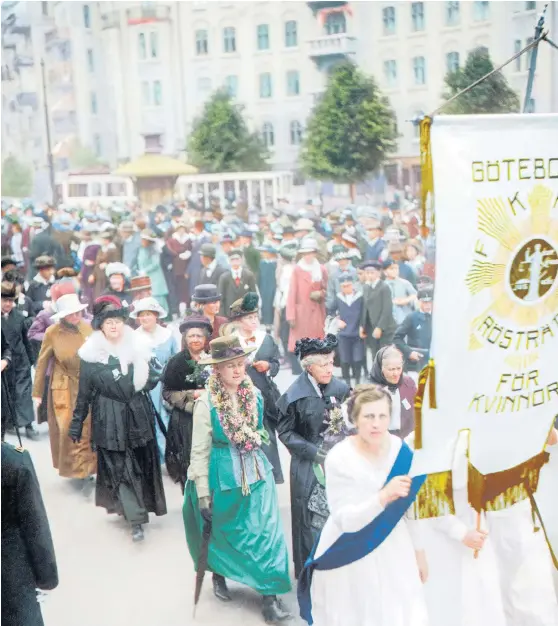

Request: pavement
left=4, top=367, right=305, bottom=626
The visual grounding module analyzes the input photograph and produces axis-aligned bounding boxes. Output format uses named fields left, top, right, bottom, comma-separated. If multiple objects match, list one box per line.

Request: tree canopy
left=301, top=62, right=397, bottom=185
left=442, top=47, right=520, bottom=114
left=1, top=156, right=33, bottom=197
left=68, top=139, right=104, bottom=169
left=187, top=89, right=269, bottom=173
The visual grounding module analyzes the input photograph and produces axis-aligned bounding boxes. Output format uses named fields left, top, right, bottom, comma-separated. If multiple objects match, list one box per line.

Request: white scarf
left=297, top=258, right=322, bottom=283
left=172, top=231, right=189, bottom=245
left=135, top=324, right=172, bottom=348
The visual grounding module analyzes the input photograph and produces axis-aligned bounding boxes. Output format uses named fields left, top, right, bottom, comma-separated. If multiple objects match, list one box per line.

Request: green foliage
left=68, top=139, right=103, bottom=169
left=1, top=156, right=33, bottom=197
left=442, top=48, right=520, bottom=114
left=301, top=62, right=397, bottom=184
left=187, top=90, right=270, bottom=173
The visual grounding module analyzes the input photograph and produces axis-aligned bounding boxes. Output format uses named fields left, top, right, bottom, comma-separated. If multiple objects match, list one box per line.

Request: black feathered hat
left=229, top=292, right=259, bottom=320
left=294, top=334, right=338, bottom=360
left=92, top=295, right=129, bottom=330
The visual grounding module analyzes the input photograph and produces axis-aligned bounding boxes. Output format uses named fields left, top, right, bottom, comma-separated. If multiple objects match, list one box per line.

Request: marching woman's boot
left=131, top=524, right=144, bottom=542
left=261, top=595, right=292, bottom=624
left=212, top=573, right=232, bottom=602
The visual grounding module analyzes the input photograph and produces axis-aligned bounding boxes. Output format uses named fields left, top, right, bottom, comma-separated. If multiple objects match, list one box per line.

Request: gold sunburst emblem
left=465, top=184, right=558, bottom=365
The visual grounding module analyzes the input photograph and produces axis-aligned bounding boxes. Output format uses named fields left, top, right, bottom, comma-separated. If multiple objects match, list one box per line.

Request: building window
left=286, top=70, right=300, bottom=96
left=90, top=92, right=98, bottom=114
left=153, top=80, right=162, bottom=105
left=325, top=12, right=346, bottom=35
left=142, top=81, right=150, bottom=106
left=413, top=56, right=426, bottom=85
left=446, top=51, right=460, bottom=73
left=259, top=72, right=272, bottom=98
left=257, top=24, right=270, bottom=50
left=382, top=6, right=396, bottom=35
left=83, top=4, right=91, bottom=28
left=383, top=59, right=397, bottom=87
left=514, top=39, right=522, bottom=70
left=87, top=49, right=94, bottom=72
left=93, top=134, right=101, bottom=158
left=224, top=75, right=238, bottom=97
left=150, top=32, right=158, bottom=58
left=473, top=1, right=490, bottom=21
left=262, top=122, right=274, bottom=147
left=525, top=1, right=536, bottom=9
left=223, top=26, right=236, bottom=53
left=290, top=120, right=302, bottom=145
left=285, top=20, right=298, bottom=47
left=411, top=2, right=425, bottom=31
left=446, top=1, right=460, bottom=26
left=196, top=29, right=208, bottom=55
left=139, top=33, right=147, bottom=60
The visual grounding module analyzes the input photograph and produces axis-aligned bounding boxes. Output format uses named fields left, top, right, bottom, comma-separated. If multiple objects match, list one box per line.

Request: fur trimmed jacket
left=69, top=326, right=162, bottom=451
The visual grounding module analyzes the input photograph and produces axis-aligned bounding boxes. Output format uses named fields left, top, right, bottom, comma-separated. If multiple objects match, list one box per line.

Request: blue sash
left=297, top=442, right=426, bottom=625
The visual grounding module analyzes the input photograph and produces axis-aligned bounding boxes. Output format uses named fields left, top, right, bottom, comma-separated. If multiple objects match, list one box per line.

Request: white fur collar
left=135, top=324, right=172, bottom=347
left=172, top=231, right=189, bottom=245
left=78, top=325, right=153, bottom=391
left=32, top=273, right=55, bottom=285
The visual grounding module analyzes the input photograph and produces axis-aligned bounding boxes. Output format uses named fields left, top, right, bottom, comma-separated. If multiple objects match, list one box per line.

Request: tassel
left=428, top=359, right=437, bottom=409
left=240, top=455, right=251, bottom=496
left=413, top=364, right=430, bottom=450
left=254, top=455, right=261, bottom=482
left=419, top=116, right=434, bottom=234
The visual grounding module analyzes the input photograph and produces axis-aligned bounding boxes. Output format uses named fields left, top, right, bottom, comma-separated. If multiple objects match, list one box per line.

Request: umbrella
left=193, top=516, right=212, bottom=618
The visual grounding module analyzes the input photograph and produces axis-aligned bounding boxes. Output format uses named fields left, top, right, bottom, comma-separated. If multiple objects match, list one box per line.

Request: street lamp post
left=40, top=57, right=58, bottom=205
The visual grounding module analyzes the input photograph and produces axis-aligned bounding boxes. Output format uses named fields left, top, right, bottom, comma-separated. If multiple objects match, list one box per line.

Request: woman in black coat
left=69, top=296, right=166, bottom=542
left=1, top=327, right=15, bottom=440
left=229, top=292, right=284, bottom=483
left=277, top=335, right=350, bottom=578
left=1, top=443, right=58, bottom=626
left=161, top=313, right=212, bottom=492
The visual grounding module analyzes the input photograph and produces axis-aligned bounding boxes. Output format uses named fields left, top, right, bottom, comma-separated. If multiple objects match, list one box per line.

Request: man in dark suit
left=394, top=285, right=433, bottom=374
left=218, top=249, right=257, bottom=318
left=1, top=443, right=59, bottom=626
left=27, top=221, right=64, bottom=280
left=198, top=243, right=226, bottom=288
left=359, top=260, right=396, bottom=360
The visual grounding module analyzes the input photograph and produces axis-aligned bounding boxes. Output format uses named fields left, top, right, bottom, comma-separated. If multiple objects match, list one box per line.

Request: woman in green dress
left=183, top=335, right=292, bottom=624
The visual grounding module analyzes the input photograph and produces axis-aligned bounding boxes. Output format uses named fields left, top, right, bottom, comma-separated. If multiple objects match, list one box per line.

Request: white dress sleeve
left=325, top=446, right=385, bottom=534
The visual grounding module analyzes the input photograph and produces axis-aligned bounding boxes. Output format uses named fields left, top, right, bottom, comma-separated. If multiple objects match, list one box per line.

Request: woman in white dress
left=303, top=385, right=429, bottom=626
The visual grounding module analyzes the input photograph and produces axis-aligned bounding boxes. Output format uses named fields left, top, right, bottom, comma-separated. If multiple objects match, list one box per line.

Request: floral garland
left=207, top=373, right=261, bottom=454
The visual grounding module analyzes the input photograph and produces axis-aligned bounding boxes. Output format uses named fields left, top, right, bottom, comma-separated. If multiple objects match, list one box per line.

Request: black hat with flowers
left=294, top=334, right=338, bottom=361
left=92, top=295, right=129, bottom=330
left=229, top=292, right=259, bottom=320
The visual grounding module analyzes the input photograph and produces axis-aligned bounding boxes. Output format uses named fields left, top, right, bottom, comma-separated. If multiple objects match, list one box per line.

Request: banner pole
left=523, top=5, right=547, bottom=113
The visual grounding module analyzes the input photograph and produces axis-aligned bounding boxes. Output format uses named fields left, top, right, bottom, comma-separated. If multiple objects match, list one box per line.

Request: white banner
left=420, top=114, right=558, bottom=478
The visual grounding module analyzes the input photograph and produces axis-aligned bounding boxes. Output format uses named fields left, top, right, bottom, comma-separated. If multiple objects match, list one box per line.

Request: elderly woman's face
left=382, top=356, right=403, bottom=385
left=101, top=317, right=125, bottom=341
left=215, top=356, right=246, bottom=388
left=185, top=327, right=206, bottom=355
left=308, top=353, right=334, bottom=385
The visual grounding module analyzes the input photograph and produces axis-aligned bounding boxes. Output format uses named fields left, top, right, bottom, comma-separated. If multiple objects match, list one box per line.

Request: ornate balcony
left=308, top=33, right=356, bottom=60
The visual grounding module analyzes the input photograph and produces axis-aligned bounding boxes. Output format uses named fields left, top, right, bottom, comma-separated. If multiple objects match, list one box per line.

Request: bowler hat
left=200, top=243, right=217, bottom=259
left=192, top=283, right=221, bottom=303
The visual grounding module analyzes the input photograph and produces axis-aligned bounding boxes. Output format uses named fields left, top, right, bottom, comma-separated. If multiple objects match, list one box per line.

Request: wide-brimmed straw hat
left=199, top=335, right=256, bottom=365
left=129, top=296, right=167, bottom=319
left=51, top=293, right=88, bottom=321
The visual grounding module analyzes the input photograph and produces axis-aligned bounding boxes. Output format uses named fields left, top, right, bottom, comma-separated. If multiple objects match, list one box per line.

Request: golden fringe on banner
left=419, top=116, right=433, bottom=234
left=468, top=451, right=549, bottom=513
left=412, top=470, right=456, bottom=519
left=413, top=359, right=437, bottom=450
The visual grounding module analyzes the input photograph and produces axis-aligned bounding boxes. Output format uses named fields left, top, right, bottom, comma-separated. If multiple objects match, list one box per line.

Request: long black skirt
left=164, top=407, right=193, bottom=492
left=96, top=441, right=167, bottom=525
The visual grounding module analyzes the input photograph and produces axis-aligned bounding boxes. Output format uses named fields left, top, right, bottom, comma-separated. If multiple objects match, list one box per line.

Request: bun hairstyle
left=346, top=384, right=393, bottom=425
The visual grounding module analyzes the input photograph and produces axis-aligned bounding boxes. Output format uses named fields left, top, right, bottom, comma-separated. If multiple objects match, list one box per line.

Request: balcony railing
left=126, top=5, right=171, bottom=25
left=308, top=33, right=356, bottom=59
